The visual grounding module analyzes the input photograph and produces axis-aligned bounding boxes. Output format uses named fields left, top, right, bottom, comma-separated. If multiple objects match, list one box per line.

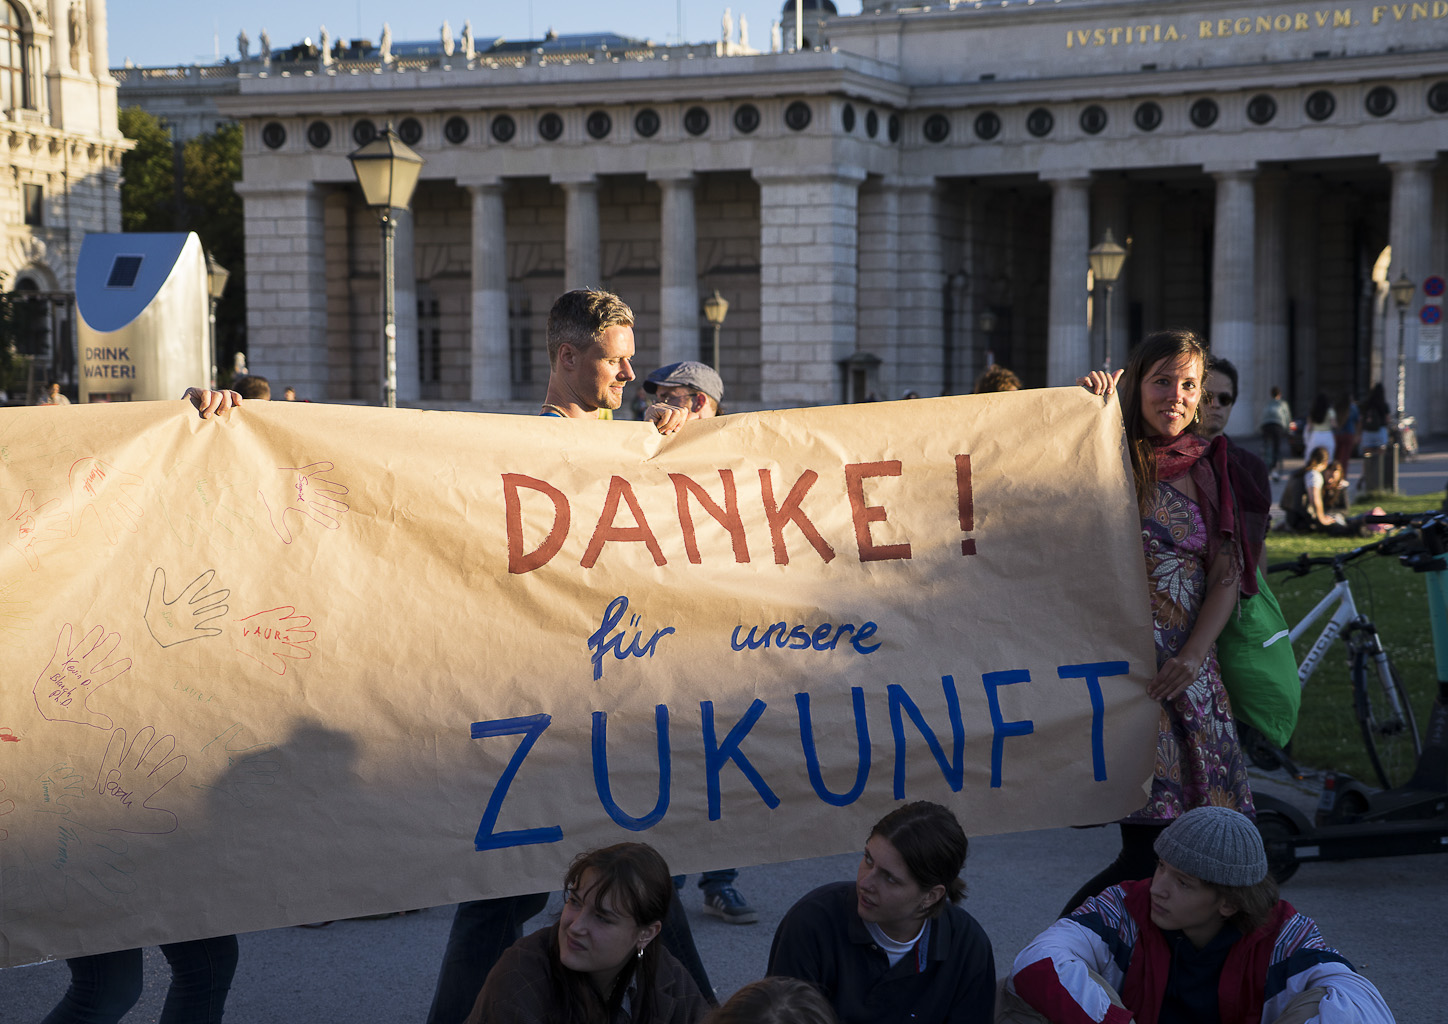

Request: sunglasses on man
left=1204, top=391, right=1235, bottom=407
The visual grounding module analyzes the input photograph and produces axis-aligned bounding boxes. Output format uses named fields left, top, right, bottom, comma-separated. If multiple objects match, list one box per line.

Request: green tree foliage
left=117, top=106, right=178, bottom=233
left=117, top=109, right=246, bottom=375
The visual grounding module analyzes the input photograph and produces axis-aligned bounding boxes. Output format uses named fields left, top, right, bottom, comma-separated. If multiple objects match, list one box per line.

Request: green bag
left=1216, top=569, right=1301, bottom=748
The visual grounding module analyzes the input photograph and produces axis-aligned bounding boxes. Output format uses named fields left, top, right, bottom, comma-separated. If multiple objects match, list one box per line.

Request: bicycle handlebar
left=1267, top=510, right=1447, bottom=576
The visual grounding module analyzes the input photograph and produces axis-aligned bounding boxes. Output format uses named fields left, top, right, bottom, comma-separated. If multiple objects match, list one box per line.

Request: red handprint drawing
left=6, top=489, right=67, bottom=570
left=234, top=606, right=315, bottom=675
left=258, top=462, right=349, bottom=544
left=92, top=725, right=186, bottom=835
left=144, top=567, right=229, bottom=648
left=34, top=624, right=131, bottom=730
left=67, top=457, right=144, bottom=543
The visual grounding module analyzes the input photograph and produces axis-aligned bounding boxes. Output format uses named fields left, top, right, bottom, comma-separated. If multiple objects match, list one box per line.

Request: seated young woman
left=766, top=801, right=995, bottom=1024
left=466, top=843, right=709, bottom=1024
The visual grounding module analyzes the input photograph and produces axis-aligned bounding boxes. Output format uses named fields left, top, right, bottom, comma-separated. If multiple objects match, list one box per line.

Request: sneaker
left=702, top=886, right=758, bottom=924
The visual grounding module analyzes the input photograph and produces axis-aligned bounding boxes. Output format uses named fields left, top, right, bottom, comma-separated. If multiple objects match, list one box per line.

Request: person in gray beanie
left=1001, top=807, right=1395, bottom=1024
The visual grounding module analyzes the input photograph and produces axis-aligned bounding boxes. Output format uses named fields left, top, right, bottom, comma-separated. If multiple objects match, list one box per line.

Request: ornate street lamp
left=1088, top=229, right=1129, bottom=371
left=702, top=289, right=729, bottom=371
left=1390, top=271, right=1415, bottom=427
left=205, top=253, right=230, bottom=389
left=348, top=124, right=424, bottom=408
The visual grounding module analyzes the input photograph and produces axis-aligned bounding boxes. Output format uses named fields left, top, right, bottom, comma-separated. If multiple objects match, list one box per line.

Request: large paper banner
left=0, top=390, right=1157, bottom=967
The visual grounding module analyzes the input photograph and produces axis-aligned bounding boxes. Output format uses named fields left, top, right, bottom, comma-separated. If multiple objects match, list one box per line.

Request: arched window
left=0, top=2, right=29, bottom=112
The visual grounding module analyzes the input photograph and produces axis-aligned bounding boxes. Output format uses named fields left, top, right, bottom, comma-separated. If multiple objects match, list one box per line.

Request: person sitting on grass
left=767, top=801, right=995, bottom=1024
left=1281, top=447, right=1360, bottom=537
left=1002, top=806, right=1394, bottom=1024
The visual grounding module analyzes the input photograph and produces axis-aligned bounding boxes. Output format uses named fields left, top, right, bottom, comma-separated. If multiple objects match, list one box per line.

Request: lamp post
left=1088, top=228, right=1128, bottom=372
left=348, top=124, right=424, bottom=408
left=205, top=253, right=230, bottom=388
left=1390, top=271, right=1415, bottom=428
left=702, top=289, right=729, bottom=371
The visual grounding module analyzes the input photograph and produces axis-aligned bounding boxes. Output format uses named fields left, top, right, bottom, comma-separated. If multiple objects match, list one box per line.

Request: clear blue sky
left=107, top=0, right=848, bottom=66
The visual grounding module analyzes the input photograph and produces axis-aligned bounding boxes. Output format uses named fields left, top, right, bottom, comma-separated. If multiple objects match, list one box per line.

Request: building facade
left=210, top=0, right=1446, bottom=430
left=2, top=0, right=126, bottom=395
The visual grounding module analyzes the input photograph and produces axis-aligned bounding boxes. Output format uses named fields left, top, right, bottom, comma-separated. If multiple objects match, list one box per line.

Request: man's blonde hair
left=546, top=289, right=635, bottom=365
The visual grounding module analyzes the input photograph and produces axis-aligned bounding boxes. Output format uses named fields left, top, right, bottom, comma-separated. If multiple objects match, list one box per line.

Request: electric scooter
left=1255, top=512, right=1448, bottom=882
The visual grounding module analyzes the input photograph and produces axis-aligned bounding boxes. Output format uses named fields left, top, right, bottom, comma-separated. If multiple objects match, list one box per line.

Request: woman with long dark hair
left=467, top=844, right=707, bottom=1024
left=1066, top=329, right=1262, bottom=913
left=767, top=801, right=995, bottom=1024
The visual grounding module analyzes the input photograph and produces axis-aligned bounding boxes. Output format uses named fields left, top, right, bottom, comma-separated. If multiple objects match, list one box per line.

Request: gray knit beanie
left=1153, top=807, right=1267, bottom=886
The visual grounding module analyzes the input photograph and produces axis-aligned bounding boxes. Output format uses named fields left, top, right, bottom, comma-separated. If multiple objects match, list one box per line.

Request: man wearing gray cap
left=1004, top=807, right=1394, bottom=1023
left=641, top=359, right=762, bottom=926
left=643, top=360, right=724, bottom=421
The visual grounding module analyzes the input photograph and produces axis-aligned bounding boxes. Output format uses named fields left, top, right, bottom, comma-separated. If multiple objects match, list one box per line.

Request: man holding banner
left=428, top=290, right=705, bottom=1024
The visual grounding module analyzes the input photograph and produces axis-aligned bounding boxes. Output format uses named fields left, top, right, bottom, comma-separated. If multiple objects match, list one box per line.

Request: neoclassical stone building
left=214, top=0, right=1447, bottom=430
left=0, top=0, right=125, bottom=392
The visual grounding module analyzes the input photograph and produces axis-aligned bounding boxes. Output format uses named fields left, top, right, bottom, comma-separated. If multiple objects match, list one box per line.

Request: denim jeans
left=425, top=893, right=550, bottom=1024
left=42, top=935, right=239, bottom=1024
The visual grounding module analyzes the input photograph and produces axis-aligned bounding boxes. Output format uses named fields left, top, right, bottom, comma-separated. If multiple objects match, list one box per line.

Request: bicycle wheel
left=1350, top=649, right=1422, bottom=789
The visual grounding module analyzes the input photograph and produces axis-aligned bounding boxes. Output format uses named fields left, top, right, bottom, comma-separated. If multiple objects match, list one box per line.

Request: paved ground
left=6, top=441, right=1443, bottom=1022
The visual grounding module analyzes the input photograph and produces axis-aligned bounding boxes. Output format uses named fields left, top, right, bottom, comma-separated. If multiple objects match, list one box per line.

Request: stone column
left=1209, top=166, right=1257, bottom=408
left=754, top=167, right=866, bottom=407
left=391, top=207, right=420, bottom=403
left=466, top=181, right=510, bottom=403
left=653, top=172, right=699, bottom=368
left=1045, top=174, right=1090, bottom=386
left=856, top=178, right=901, bottom=396
left=88, top=0, right=109, bottom=77
left=1387, top=158, right=1436, bottom=433
left=895, top=178, right=945, bottom=396
left=235, top=182, right=329, bottom=397
left=1252, top=170, right=1289, bottom=436
left=1287, top=182, right=1320, bottom=409
left=560, top=177, right=600, bottom=291
left=1090, top=175, right=1130, bottom=372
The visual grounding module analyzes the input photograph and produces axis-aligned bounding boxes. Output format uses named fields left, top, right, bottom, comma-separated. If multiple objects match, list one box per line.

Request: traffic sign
left=1422, top=305, right=1443, bottom=326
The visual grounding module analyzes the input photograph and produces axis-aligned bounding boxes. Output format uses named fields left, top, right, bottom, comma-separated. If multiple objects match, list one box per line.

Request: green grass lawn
left=1260, top=492, right=1445, bottom=784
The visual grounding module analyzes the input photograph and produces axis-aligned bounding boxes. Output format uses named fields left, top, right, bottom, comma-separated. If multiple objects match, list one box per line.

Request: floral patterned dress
left=1126, top=480, right=1255, bottom=822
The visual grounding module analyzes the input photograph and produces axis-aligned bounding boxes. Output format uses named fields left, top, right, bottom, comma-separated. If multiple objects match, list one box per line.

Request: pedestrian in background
left=1303, top=393, right=1336, bottom=462
left=1258, top=386, right=1291, bottom=480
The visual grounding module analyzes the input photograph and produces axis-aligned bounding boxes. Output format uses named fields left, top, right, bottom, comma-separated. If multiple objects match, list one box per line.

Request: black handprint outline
left=144, top=567, right=229, bottom=648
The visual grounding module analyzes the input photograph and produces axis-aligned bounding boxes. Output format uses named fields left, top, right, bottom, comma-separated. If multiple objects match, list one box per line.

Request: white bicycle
left=1267, top=536, right=1423, bottom=789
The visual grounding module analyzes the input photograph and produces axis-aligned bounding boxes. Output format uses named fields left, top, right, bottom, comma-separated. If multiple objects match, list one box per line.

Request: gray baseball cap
left=643, top=361, right=724, bottom=404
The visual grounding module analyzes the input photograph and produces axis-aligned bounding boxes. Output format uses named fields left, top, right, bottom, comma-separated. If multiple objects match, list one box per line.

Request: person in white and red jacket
left=1003, top=807, right=1394, bottom=1024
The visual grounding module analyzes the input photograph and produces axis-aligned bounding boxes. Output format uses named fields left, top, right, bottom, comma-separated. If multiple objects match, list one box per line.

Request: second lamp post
left=348, top=125, right=424, bottom=409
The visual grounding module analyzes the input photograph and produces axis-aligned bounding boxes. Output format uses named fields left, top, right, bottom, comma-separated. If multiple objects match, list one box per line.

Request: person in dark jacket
left=766, top=801, right=995, bottom=1024
left=467, top=843, right=708, bottom=1024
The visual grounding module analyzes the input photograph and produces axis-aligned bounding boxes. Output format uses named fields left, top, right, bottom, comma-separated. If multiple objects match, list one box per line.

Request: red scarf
left=1148, top=433, right=1262, bottom=596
